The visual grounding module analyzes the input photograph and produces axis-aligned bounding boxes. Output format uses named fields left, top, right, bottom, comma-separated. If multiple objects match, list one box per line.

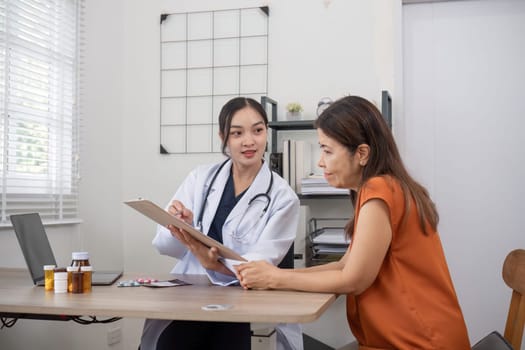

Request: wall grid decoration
left=159, top=7, right=269, bottom=154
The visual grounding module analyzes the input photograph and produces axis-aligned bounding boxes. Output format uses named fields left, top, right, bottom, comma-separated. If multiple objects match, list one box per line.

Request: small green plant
left=286, top=102, right=303, bottom=113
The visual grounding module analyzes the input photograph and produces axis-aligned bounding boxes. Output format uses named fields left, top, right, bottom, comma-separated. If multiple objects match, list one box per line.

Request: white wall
left=0, top=1, right=398, bottom=349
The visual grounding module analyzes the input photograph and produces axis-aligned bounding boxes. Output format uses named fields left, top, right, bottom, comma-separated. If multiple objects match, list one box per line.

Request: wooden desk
left=0, top=268, right=336, bottom=324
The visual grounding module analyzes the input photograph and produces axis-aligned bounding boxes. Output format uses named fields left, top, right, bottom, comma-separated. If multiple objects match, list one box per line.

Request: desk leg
left=251, top=324, right=277, bottom=350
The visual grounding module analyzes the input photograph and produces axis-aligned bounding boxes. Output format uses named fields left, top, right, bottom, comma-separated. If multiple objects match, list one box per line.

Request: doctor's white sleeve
left=205, top=186, right=299, bottom=285
left=240, top=188, right=300, bottom=265
left=151, top=167, right=200, bottom=259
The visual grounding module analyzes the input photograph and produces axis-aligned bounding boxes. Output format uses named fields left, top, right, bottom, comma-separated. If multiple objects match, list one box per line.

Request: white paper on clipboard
left=124, top=199, right=246, bottom=262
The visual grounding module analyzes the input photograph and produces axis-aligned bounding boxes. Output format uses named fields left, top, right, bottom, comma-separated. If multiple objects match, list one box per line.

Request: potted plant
left=285, top=102, right=303, bottom=120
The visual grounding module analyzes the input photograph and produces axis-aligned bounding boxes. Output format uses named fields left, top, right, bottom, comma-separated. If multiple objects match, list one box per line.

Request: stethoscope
left=196, top=159, right=273, bottom=240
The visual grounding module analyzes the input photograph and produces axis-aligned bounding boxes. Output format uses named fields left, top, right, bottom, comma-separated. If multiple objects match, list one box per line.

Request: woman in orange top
left=235, top=95, right=471, bottom=349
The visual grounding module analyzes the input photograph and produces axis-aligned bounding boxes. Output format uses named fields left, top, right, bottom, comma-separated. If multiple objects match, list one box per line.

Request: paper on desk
left=142, top=278, right=191, bottom=288
left=207, top=258, right=244, bottom=286
left=220, top=258, right=244, bottom=274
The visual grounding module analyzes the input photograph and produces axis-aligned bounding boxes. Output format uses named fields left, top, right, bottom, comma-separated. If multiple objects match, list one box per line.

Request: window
left=0, top=0, right=83, bottom=224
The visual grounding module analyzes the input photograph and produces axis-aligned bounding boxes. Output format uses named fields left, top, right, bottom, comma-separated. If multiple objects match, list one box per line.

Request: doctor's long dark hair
left=218, top=97, right=269, bottom=156
left=315, top=95, right=438, bottom=238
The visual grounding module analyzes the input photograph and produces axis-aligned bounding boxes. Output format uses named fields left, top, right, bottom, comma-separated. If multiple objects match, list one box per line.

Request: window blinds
left=0, top=0, right=83, bottom=224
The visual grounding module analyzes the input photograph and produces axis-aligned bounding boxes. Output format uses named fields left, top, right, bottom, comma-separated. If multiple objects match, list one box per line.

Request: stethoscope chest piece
left=196, top=159, right=273, bottom=237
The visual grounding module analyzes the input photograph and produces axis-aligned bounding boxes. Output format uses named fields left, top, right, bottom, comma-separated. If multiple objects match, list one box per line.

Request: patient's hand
left=235, top=260, right=278, bottom=290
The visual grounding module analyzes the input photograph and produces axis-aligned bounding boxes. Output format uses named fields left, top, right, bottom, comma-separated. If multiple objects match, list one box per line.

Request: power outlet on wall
left=107, top=327, right=122, bottom=346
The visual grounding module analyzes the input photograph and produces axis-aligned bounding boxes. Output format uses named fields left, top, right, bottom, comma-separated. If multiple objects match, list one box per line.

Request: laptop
left=10, top=213, right=122, bottom=286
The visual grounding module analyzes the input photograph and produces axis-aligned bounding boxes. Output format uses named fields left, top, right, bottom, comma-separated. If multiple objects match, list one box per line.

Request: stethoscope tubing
left=196, top=159, right=273, bottom=232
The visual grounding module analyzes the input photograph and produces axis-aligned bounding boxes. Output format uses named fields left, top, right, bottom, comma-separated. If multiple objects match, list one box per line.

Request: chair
left=502, top=249, right=525, bottom=349
left=472, top=249, right=525, bottom=350
left=471, top=331, right=513, bottom=350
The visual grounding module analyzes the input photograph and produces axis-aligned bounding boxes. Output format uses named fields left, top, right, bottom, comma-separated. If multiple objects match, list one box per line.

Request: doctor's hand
left=235, top=260, right=279, bottom=290
left=168, top=200, right=193, bottom=225
left=168, top=227, right=232, bottom=275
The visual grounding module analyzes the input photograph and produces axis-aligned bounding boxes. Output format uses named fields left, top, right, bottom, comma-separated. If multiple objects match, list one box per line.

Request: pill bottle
left=81, top=265, right=92, bottom=292
left=53, top=268, right=67, bottom=294
left=71, top=251, right=90, bottom=269
left=71, top=271, right=84, bottom=293
left=67, top=266, right=78, bottom=292
left=43, top=264, right=56, bottom=291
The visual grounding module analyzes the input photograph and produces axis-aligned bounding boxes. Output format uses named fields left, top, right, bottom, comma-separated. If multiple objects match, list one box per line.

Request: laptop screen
left=10, top=213, right=123, bottom=286
left=10, top=213, right=57, bottom=285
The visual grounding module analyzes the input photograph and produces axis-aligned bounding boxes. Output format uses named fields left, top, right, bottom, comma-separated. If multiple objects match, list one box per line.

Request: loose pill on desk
left=117, top=280, right=141, bottom=287
left=136, top=278, right=158, bottom=284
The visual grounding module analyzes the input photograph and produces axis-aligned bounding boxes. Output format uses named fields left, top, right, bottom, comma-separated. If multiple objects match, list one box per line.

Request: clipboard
left=125, top=199, right=246, bottom=262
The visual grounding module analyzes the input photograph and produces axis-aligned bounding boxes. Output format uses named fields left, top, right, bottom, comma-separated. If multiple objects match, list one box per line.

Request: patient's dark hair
left=314, top=95, right=438, bottom=237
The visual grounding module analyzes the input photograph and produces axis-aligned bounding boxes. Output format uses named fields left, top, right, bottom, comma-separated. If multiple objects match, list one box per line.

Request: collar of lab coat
left=201, top=159, right=271, bottom=235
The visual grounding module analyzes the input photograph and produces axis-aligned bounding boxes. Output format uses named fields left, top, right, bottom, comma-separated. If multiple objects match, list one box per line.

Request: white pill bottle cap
left=72, top=252, right=89, bottom=260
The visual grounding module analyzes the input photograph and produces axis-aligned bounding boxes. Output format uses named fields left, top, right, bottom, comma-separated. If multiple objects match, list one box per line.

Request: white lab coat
left=141, top=159, right=303, bottom=350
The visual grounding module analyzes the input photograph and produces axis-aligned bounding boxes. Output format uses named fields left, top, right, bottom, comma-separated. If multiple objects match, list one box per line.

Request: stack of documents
left=301, top=176, right=349, bottom=195
left=308, top=227, right=350, bottom=265
left=312, top=227, right=349, bottom=245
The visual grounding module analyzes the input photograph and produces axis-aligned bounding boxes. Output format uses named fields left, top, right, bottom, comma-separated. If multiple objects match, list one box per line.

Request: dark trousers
left=156, top=320, right=251, bottom=350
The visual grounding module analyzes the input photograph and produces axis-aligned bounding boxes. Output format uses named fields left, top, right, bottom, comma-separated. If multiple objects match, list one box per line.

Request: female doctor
left=140, top=97, right=302, bottom=350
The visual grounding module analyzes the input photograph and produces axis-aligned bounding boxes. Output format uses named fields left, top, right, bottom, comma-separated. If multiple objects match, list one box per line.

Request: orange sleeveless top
left=346, top=176, right=470, bottom=349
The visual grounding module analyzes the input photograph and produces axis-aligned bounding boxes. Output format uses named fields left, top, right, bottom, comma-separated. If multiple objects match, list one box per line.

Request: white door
left=403, top=0, right=525, bottom=347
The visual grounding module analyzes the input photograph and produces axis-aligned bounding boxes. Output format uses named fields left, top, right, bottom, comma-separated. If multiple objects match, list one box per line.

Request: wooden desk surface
left=0, top=268, right=337, bottom=323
